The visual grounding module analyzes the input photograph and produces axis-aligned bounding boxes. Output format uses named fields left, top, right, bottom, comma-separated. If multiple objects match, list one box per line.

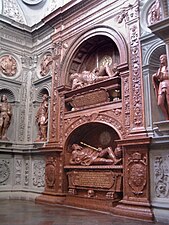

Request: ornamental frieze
left=65, top=112, right=125, bottom=138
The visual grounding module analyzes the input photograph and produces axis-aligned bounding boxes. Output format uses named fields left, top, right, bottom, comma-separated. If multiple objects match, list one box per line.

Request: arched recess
left=36, top=88, right=50, bottom=102
left=60, top=25, right=128, bottom=86
left=0, top=88, right=15, bottom=102
left=149, top=45, right=166, bottom=73
left=64, top=122, right=121, bottom=165
left=146, top=45, right=166, bottom=123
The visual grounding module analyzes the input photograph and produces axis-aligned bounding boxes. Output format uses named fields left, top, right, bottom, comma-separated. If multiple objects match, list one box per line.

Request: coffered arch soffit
left=61, top=25, right=128, bottom=85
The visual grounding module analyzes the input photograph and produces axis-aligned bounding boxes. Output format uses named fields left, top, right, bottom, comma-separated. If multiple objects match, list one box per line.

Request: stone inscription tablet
left=69, top=171, right=115, bottom=189
left=72, top=89, right=109, bottom=109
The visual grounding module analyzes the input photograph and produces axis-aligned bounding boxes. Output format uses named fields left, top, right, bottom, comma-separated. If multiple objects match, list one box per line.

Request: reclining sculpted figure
left=69, top=142, right=122, bottom=166
left=70, top=63, right=119, bottom=90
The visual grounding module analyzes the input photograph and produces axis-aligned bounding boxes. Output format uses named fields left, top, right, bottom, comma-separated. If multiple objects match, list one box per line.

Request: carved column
left=36, top=37, right=66, bottom=203
left=118, top=1, right=146, bottom=136
left=114, top=1, right=153, bottom=220
left=48, top=41, right=62, bottom=144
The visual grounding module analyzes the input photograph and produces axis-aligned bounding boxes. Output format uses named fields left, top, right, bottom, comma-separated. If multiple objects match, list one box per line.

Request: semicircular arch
left=61, top=25, right=128, bottom=86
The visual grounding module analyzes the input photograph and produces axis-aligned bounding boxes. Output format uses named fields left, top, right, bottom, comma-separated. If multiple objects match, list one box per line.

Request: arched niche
left=0, top=88, right=15, bottom=102
left=148, top=45, right=166, bottom=122
left=149, top=45, right=166, bottom=73
left=61, top=25, right=128, bottom=86
left=0, top=88, right=15, bottom=141
left=64, top=122, right=121, bottom=165
left=36, top=88, right=50, bottom=102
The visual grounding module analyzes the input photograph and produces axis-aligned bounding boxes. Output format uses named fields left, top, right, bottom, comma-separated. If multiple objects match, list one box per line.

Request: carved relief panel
left=45, top=154, right=64, bottom=193
left=123, top=142, right=149, bottom=201
left=39, top=53, right=53, bottom=77
left=32, top=159, right=45, bottom=188
left=0, top=158, right=11, bottom=186
left=153, top=153, right=169, bottom=199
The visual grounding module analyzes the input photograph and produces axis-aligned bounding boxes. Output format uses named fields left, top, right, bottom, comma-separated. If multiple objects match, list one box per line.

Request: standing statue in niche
left=69, top=142, right=122, bottom=166
left=36, top=94, right=48, bottom=141
left=0, top=95, right=12, bottom=140
left=152, top=54, right=169, bottom=120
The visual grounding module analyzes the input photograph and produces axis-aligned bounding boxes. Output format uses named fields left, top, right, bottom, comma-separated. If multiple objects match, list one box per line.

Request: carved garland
left=123, top=76, right=130, bottom=131
left=130, top=23, right=143, bottom=127
left=15, top=159, right=22, bottom=185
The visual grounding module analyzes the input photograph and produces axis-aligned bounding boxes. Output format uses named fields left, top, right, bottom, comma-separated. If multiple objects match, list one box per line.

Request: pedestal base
left=113, top=200, right=154, bottom=221
left=35, top=193, right=66, bottom=205
left=64, top=195, right=118, bottom=212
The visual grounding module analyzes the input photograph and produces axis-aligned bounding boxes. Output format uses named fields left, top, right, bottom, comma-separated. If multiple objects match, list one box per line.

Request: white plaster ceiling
left=0, top=0, right=72, bottom=27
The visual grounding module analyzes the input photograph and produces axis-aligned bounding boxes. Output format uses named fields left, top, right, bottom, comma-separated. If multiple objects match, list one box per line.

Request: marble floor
left=0, top=200, right=167, bottom=225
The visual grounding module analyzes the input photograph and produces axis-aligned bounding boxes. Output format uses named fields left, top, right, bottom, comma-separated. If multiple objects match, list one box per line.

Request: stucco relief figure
left=0, top=55, right=17, bottom=76
left=70, top=63, right=119, bottom=90
left=148, top=0, right=160, bottom=25
left=40, top=54, right=52, bottom=76
left=0, top=95, right=12, bottom=140
left=36, top=94, right=48, bottom=141
left=69, top=142, right=122, bottom=166
left=152, top=54, right=169, bottom=120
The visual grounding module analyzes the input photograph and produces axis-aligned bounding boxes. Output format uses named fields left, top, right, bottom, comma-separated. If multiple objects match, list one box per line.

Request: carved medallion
left=0, top=55, right=17, bottom=76
left=99, top=131, right=111, bottom=145
left=22, top=0, right=43, bottom=5
left=100, top=55, right=112, bottom=67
